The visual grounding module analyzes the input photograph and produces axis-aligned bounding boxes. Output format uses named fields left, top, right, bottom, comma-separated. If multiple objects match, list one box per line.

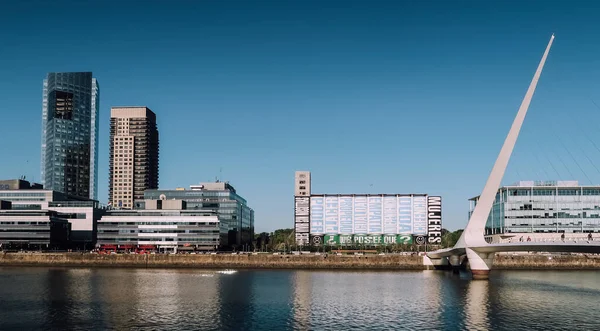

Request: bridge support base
left=466, top=248, right=494, bottom=280
left=449, top=255, right=461, bottom=274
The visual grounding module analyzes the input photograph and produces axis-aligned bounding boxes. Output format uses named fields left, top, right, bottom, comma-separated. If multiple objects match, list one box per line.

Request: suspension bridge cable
left=533, top=137, right=562, bottom=180
left=560, top=103, right=600, bottom=178
left=549, top=117, right=593, bottom=184
left=536, top=84, right=591, bottom=183
left=519, top=84, right=564, bottom=182
left=531, top=148, right=552, bottom=180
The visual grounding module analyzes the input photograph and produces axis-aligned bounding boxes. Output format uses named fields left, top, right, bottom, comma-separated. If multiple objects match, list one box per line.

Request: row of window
left=98, top=230, right=219, bottom=234
left=0, top=193, right=47, bottom=197
left=506, top=189, right=600, bottom=196
left=99, top=222, right=218, bottom=226
left=98, top=238, right=218, bottom=242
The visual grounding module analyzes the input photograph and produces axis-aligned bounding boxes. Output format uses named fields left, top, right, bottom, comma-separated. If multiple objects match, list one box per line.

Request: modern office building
left=294, top=171, right=443, bottom=246
left=0, top=179, right=104, bottom=247
left=41, top=72, right=99, bottom=199
left=109, top=107, right=159, bottom=210
left=144, top=181, right=254, bottom=248
left=0, top=201, right=71, bottom=250
left=0, top=179, right=43, bottom=191
left=97, top=199, right=222, bottom=253
left=470, top=181, right=600, bottom=240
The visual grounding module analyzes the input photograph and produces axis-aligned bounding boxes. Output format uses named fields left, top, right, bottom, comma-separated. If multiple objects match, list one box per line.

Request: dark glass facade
left=41, top=72, right=99, bottom=199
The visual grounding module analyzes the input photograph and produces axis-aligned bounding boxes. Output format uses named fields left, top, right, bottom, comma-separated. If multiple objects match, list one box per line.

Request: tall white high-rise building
left=109, top=107, right=159, bottom=209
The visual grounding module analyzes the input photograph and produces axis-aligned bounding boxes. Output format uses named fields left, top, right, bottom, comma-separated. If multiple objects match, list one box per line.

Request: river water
left=0, top=267, right=599, bottom=330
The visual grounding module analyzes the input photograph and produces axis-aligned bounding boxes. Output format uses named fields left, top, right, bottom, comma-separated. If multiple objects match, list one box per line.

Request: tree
left=441, top=229, right=463, bottom=248
left=268, top=228, right=294, bottom=251
left=254, top=232, right=270, bottom=251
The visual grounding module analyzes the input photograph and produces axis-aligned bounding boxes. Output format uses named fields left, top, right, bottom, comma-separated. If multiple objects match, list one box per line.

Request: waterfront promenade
left=2, top=252, right=600, bottom=270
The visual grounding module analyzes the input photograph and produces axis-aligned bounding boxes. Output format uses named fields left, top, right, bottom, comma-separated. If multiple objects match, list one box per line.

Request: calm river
left=0, top=267, right=599, bottom=330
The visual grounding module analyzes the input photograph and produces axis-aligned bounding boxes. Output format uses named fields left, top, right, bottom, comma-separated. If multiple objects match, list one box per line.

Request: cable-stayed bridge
left=426, top=34, right=600, bottom=279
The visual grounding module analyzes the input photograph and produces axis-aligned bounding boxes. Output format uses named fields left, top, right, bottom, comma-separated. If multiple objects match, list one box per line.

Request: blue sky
left=3, top=1, right=600, bottom=232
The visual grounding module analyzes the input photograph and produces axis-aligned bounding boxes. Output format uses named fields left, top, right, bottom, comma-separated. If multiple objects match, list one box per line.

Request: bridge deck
left=428, top=240, right=600, bottom=258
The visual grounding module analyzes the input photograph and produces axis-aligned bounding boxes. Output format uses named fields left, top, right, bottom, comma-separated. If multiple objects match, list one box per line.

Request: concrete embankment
left=0, top=253, right=425, bottom=270
left=494, top=254, right=600, bottom=270
left=2, top=253, right=600, bottom=270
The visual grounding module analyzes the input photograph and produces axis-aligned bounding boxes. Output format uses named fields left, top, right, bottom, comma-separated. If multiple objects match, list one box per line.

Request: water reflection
left=464, top=280, right=490, bottom=330
left=292, top=271, right=312, bottom=330
left=218, top=270, right=253, bottom=330
left=2, top=268, right=600, bottom=330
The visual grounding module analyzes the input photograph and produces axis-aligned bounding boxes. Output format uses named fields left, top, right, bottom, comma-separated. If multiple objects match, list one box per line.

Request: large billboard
left=294, top=196, right=310, bottom=245
left=427, top=196, right=442, bottom=244
left=323, top=234, right=413, bottom=246
left=308, top=194, right=434, bottom=237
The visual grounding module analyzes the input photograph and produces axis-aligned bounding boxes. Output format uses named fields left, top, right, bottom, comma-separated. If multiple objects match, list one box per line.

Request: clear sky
left=3, top=1, right=600, bottom=232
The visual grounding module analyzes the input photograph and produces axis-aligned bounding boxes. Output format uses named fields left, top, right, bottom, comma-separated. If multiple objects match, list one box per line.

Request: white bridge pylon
left=427, top=35, right=558, bottom=279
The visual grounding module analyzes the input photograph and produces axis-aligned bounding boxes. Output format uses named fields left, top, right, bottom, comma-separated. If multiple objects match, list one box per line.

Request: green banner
left=322, top=234, right=413, bottom=246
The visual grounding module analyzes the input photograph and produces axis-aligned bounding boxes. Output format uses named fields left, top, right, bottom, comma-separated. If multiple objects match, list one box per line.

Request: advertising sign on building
left=294, top=196, right=310, bottom=245
left=367, top=196, right=382, bottom=234
left=413, top=235, right=427, bottom=245
left=339, top=195, right=354, bottom=234
left=353, top=196, right=368, bottom=233
left=323, top=234, right=413, bottom=246
left=412, top=196, right=428, bottom=235
left=324, top=196, right=339, bottom=233
left=427, top=196, right=442, bottom=244
left=397, top=196, right=412, bottom=234
left=310, top=196, right=324, bottom=234
left=383, top=196, right=397, bottom=234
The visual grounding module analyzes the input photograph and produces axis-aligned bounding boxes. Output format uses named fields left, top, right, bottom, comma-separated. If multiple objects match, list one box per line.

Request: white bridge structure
left=426, top=34, right=600, bottom=279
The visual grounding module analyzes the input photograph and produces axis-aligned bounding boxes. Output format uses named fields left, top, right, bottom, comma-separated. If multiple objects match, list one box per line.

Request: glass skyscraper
left=41, top=72, right=99, bottom=200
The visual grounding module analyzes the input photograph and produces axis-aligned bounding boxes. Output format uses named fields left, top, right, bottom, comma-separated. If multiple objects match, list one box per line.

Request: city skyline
left=6, top=1, right=600, bottom=232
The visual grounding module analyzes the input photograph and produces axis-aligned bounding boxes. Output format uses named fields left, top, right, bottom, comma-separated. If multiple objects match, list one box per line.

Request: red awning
left=101, top=245, right=117, bottom=249
left=138, top=245, right=156, bottom=249
left=119, top=245, right=134, bottom=249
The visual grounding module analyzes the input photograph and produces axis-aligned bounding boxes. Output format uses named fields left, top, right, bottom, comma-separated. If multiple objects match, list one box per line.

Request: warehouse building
left=293, top=171, right=443, bottom=247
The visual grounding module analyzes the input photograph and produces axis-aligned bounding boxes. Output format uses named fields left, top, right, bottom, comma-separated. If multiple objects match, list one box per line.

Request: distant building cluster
left=0, top=72, right=254, bottom=252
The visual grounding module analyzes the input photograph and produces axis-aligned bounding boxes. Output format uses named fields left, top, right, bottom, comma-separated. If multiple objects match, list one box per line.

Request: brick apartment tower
left=109, top=107, right=159, bottom=209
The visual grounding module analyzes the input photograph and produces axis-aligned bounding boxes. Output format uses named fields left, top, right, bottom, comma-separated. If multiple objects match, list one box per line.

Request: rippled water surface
left=1, top=267, right=599, bottom=330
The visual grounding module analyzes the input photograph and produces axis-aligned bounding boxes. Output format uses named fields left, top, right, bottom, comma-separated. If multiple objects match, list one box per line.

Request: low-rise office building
left=470, top=180, right=600, bottom=242
left=143, top=181, right=254, bottom=249
left=0, top=201, right=71, bottom=250
left=97, top=199, right=222, bottom=253
left=0, top=179, right=104, bottom=247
